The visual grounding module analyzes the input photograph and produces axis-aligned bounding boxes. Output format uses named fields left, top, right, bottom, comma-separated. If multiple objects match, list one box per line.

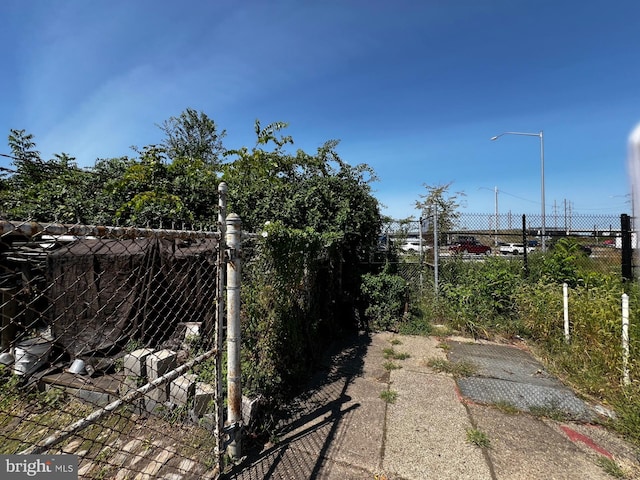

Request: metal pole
left=622, top=214, right=633, bottom=281
left=419, top=218, right=424, bottom=292
left=490, top=130, right=546, bottom=250
left=226, top=213, right=242, bottom=459
left=522, top=214, right=529, bottom=278
left=433, top=205, right=439, bottom=295
left=215, top=182, right=227, bottom=468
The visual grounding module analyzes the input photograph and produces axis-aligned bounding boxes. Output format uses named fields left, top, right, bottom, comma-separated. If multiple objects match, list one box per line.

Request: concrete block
left=145, top=350, right=176, bottom=412
left=170, top=373, right=198, bottom=407
left=146, top=389, right=169, bottom=413
left=193, top=382, right=216, bottom=418
left=242, top=395, right=262, bottom=425
left=123, top=348, right=154, bottom=378
left=119, top=348, right=154, bottom=397
left=146, top=349, right=177, bottom=381
left=182, top=322, right=201, bottom=340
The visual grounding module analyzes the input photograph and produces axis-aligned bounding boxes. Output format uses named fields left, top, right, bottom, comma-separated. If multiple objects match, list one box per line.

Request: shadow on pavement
left=225, top=332, right=371, bottom=479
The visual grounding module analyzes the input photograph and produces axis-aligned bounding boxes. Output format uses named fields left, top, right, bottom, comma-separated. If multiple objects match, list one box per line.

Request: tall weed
left=438, top=256, right=524, bottom=336
left=417, top=248, right=640, bottom=445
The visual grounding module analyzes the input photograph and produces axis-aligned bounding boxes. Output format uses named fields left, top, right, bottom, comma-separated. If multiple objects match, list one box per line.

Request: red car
left=449, top=241, right=491, bottom=255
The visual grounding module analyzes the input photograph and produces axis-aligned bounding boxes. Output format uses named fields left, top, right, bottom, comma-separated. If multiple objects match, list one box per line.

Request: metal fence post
left=419, top=217, right=424, bottom=292
left=433, top=205, right=439, bottom=295
left=522, top=214, right=529, bottom=278
left=226, top=213, right=242, bottom=459
left=621, top=214, right=633, bottom=281
left=215, top=182, right=227, bottom=469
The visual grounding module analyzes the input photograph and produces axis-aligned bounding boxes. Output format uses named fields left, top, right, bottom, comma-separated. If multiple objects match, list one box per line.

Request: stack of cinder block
left=119, top=323, right=260, bottom=426
left=120, top=327, right=216, bottom=420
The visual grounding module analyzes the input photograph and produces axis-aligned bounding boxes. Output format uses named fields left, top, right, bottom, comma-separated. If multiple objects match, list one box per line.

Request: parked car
left=400, top=239, right=431, bottom=253
left=449, top=241, right=491, bottom=255
left=499, top=243, right=536, bottom=255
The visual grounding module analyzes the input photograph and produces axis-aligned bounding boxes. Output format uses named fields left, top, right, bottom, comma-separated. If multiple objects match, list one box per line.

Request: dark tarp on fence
left=46, top=237, right=218, bottom=363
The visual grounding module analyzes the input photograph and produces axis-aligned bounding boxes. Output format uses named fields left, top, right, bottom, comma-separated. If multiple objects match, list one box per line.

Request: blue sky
left=1, top=1, right=639, bottom=219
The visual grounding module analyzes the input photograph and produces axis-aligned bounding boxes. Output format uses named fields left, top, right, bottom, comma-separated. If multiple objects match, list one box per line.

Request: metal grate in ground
left=448, top=341, right=594, bottom=421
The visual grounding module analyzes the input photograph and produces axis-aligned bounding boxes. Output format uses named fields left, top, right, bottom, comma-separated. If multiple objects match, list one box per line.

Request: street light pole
left=491, top=131, right=546, bottom=251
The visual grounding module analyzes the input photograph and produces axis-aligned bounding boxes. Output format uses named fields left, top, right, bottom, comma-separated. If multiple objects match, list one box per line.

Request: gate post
left=226, top=213, right=242, bottom=459
left=214, top=182, right=227, bottom=469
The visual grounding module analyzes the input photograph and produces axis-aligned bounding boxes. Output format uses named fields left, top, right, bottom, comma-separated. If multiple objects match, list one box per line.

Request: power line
left=498, top=189, right=538, bottom=204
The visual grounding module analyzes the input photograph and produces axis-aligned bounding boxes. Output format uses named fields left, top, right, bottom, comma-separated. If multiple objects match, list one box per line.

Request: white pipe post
left=622, top=293, right=630, bottom=387
left=226, top=213, right=242, bottom=458
left=563, top=283, right=570, bottom=343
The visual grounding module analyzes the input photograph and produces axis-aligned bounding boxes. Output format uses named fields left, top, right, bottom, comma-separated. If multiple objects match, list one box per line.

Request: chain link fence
left=0, top=220, right=227, bottom=479
left=1, top=208, right=631, bottom=478
left=378, top=212, right=629, bottom=291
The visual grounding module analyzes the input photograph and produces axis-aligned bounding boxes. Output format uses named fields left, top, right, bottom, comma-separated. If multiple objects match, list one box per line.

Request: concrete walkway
left=227, top=332, right=639, bottom=480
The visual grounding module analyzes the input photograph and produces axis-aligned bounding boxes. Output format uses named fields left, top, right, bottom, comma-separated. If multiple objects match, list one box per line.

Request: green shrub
left=539, top=238, right=594, bottom=287
left=360, top=267, right=408, bottom=331
left=240, top=221, right=360, bottom=399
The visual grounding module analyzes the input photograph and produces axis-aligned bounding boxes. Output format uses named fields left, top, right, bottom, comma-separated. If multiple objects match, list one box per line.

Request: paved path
left=227, top=332, right=640, bottom=480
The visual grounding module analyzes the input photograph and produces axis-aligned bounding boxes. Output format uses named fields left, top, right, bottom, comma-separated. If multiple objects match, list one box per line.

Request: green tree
left=223, top=120, right=381, bottom=254
left=7, top=129, right=41, bottom=177
left=222, top=120, right=297, bottom=232
left=415, top=182, right=465, bottom=241
left=158, top=108, right=226, bottom=167
left=1, top=130, right=94, bottom=222
left=85, top=156, right=137, bottom=225
left=109, top=145, right=219, bottom=227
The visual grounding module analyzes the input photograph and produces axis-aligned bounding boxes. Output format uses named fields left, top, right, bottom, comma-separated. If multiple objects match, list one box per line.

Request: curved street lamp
left=491, top=131, right=545, bottom=251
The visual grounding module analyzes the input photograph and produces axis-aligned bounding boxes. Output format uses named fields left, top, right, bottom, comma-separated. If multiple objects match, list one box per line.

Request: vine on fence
left=240, top=221, right=352, bottom=400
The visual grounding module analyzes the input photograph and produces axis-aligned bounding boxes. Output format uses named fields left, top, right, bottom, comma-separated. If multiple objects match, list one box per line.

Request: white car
left=400, top=239, right=430, bottom=253
left=499, top=243, right=535, bottom=255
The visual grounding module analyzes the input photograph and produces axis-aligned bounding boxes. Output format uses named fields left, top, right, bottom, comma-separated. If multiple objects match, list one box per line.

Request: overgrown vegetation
left=2, top=113, right=639, bottom=452
left=360, top=266, right=408, bottom=331
left=1, top=114, right=382, bottom=406
left=382, top=347, right=410, bottom=361
left=596, top=456, right=627, bottom=479
left=385, top=237, right=640, bottom=446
